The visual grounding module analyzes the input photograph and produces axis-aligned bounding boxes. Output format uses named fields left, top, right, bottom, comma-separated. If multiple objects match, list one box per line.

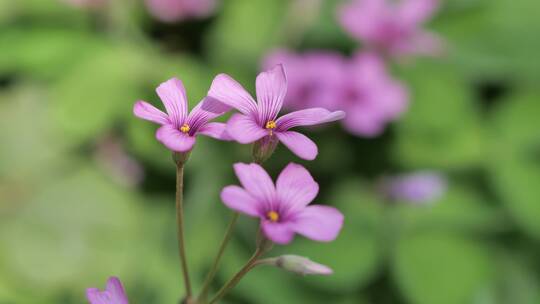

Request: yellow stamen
left=266, top=120, right=276, bottom=136
left=267, top=211, right=279, bottom=222
left=265, top=120, right=276, bottom=130
left=180, top=123, right=190, bottom=133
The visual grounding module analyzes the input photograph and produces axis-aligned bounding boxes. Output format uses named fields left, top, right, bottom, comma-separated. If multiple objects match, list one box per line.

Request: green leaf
left=393, top=61, right=484, bottom=169
left=393, top=232, right=494, bottom=304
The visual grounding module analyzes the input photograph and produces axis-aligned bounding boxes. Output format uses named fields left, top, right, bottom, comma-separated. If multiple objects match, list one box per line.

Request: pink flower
left=145, top=0, right=217, bottom=23
left=341, top=52, right=408, bottom=137
left=263, top=51, right=407, bottom=137
left=380, top=171, right=447, bottom=203
left=221, top=162, right=344, bottom=244
left=338, top=0, right=443, bottom=57
left=86, top=277, right=129, bottom=304
left=208, top=65, right=345, bottom=160
left=133, top=77, right=230, bottom=152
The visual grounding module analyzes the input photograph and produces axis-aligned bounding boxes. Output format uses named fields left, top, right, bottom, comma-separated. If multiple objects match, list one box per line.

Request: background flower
left=145, top=0, right=218, bottom=23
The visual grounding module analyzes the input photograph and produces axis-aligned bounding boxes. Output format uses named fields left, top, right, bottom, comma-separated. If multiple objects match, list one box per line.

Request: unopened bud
left=273, top=255, right=333, bottom=276
left=252, top=136, right=279, bottom=164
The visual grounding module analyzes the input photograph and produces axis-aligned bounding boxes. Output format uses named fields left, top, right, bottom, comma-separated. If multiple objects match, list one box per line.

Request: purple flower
left=341, top=52, right=408, bottom=137
left=145, top=0, right=217, bottom=23
left=338, top=0, right=443, bottom=57
left=133, top=77, right=230, bottom=152
left=86, top=277, right=129, bottom=304
left=263, top=51, right=407, bottom=137
left=221, top=162, right=344, bottom=244
left=208, top=65, right=345, bottom=160
left=380, top=171, right=447, bottom=203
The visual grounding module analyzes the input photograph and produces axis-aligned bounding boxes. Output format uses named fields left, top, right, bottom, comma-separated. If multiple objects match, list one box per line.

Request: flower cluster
left=87, top=65, right=345, bottom=303
left=262, top=0, right=443, bottom=137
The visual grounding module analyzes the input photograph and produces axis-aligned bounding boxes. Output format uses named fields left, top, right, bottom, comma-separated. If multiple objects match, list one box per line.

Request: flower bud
left=252, top=136, right=279, bottom=164
left=273, top=255, right=333, bottom=276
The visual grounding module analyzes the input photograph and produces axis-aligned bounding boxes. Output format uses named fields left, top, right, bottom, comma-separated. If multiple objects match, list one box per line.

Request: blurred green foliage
left=1, top=0, right=539, bottom=303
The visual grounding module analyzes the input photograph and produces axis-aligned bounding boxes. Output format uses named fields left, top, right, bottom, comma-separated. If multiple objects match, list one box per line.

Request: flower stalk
left=197, top=212, right=240, bottom=302
left=175, top=154, right=192, bottom=300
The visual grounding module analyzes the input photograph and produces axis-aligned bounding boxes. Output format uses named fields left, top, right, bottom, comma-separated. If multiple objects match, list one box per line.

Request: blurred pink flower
left=221, top=163, right=344, bottom=244
left=263, top=50, right=408, bottom=137
left=95, top=135, right=144, bottom=188
left=145, top=0, right=217, bottom=23
left=86, top=277, right=129, bottom=304
left=133, top=77, right=230, bottom=153
left=380, top=171, right=447, bottom=203
left=338, top=0, right=443, bottom=57
left=63, top=0, right=107, bottom=9
left=341, top=51, right=408, bottom=137
left=208, top=65, right=345, bottom=160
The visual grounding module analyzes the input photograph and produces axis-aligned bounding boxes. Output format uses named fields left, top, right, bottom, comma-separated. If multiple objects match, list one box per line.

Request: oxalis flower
left=208, top=64, right=345, bottom=160
left=221, top=162, right=344, bottom=244
left=133, top=77, right=230, bottom=152
left=86, top=277, right=129, bottom=304
left=338, top=0, right=443, bottom=58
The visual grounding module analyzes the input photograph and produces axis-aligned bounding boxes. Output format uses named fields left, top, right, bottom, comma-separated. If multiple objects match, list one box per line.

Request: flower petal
left=292, top=205, right=344, bottom=242
left=276, top=108, right=345, bottom=131
left=221, top=185, right=262, bottom=217
left=256, top=64, right=287, bottom=123
left=275, top=131, right=318, bottom=160
left=106, top=277, right=129, bottom=304
left=233, top=163, right=275, bottom=208
left=262, top=221, right=295, bottom=245
left=86, top=288, right=109, bottom=304
left=156, top=78, right=189, bottom=126
left=276, top=163, right=319, bottom=213
left=197, top=122, right=232, bottom=140
left=155, top=124, right=196, bottom=152
left=186, top=96, right=230, bottom=131
left=208, top=73, right=258, bottom=115
left=226, top=113, right=268, bottom=144
left=397, top=0, right=439, bottom=27
left=133, top=100, right=170, bottom=125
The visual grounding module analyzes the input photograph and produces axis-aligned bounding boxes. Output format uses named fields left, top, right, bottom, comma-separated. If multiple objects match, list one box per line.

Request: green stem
left=208, top=247, right=266, bottom=304
left=176, top=163, right=192, bottom=299
left=198, top=212, right=240, bottom=302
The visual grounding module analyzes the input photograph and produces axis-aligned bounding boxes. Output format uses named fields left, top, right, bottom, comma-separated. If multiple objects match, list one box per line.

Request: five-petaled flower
left=208, top=64, right=345, bottom=160
left=221, top=162, right=344, bottom=244
left=133, top=77, right=230, bottom=152
left=86, top=277, right=129, bottom=304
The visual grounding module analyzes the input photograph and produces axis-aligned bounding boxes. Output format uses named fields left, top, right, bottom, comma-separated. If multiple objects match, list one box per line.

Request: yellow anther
left=180, top=123, right=190, bottom=133
left=265, top=120, right=277, bottom=130
left=267, top=211, right=279, bottom=222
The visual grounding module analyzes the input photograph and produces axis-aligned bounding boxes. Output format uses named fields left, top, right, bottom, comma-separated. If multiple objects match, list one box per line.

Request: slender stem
left=176, top=163, right=192, bottom=299
left=198, top=212, right=240, bottom=302
left=208, top=248, right=266, bottom=304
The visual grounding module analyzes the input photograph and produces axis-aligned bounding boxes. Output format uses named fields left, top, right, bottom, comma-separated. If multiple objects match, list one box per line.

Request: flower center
left=267, top=211, right=279, bottom=222
left=180, top=123, right=190, bottom=133
left=265, top=120, right=276, bottom=136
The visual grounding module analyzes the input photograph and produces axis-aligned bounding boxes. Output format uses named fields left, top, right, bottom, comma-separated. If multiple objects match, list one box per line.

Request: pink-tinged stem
left=198, top=212, right=240, bottom=302
left=176, top=163, right=192, bottom=299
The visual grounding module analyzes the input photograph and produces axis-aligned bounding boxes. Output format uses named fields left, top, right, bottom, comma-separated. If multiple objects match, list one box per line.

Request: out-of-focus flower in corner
left=145, top=0, right=217, bottom=23
left=133, top=77, right=230, bottom=153
left=338, top=0, right=444, bottom=58
left=263, top=51, right=408, bottom=137
left=208, top=64, right=345, bottom=160
left=62, top=0, right=107, bottom=9
left=86, top=276, right=129, bottom=304
left=379, top=171, right=448, bottom=204
left=221, top=162, right=344, bottom=244
left=341, top=51, right=408, bottom=137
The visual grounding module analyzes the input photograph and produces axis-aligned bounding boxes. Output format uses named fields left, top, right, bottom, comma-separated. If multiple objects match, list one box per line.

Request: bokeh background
left=1, top=0, right=540, bottom=303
